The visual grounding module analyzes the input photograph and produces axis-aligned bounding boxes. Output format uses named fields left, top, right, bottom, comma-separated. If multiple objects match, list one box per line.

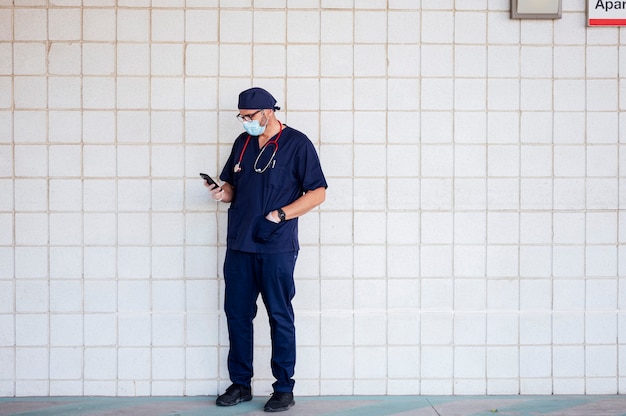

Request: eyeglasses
left=236, top=109, right=263, bottom=123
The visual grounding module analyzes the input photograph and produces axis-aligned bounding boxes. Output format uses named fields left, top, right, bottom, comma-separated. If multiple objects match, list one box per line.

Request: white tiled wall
left=1, top=0, right=625, bottom=397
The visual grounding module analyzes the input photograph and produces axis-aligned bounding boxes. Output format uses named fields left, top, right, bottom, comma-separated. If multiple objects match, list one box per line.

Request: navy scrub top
left=220, top=125, right=328, bottom=254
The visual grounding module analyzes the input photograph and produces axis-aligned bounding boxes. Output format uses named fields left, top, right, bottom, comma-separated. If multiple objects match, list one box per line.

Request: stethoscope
left=234, top=122, right=283, bottom=174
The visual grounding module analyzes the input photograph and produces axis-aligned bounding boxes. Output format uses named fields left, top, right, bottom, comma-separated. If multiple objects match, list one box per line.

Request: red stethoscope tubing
left=235, top=122, right=283, bottom=173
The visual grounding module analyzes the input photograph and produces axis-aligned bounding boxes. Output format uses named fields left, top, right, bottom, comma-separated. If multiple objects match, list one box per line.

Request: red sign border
left=588, top=18, right=626, bottom=26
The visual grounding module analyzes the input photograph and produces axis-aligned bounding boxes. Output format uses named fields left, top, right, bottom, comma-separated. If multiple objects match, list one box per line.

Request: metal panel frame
left=511, top=0, right=562, bottom=19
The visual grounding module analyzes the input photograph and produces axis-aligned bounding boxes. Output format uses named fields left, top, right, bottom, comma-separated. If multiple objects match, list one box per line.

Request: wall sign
left=589, top=0, right=626, bottom=25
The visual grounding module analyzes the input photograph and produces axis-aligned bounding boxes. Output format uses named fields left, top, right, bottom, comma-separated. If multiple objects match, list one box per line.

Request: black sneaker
left=216, top=383, right=252, bottom=406
left=264, top=392, right=295, bottom=412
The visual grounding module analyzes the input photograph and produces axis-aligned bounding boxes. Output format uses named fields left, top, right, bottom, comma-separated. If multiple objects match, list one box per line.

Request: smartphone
left=199, top=173, right=220, bottom=189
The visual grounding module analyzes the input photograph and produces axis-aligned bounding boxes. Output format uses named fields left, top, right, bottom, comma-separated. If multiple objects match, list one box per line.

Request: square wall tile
left=49, top=111, right=82, bottom=143
left=152, top=348, right=185, bottom=379
left=83, top=9, right=116, bottom=41
left=14, top=77, right=46, bottom=109
left=118, top=314, right=150, bottom=347
left=16, top=348, right=49, bottom=380
left=16, top=280, right=49, bottom=312
left=354, top=346, right=386, bottom=379
left=49, top=213, right=82, bottom=246
left=421, top=312, right=453, bottom=344
left=152, top=9, right=184, bottom=42
left=388, top=246, right=420, bottom=278
left=83, top=111, right=115, bottom=143
left=50, top=348, right=83, bottom=380
left=50, top=314, right=83, bottom=346
left=84, top=280, right=117, bottom=312
left=82, top=44, right=115, bottom=77
left=117, top=44, right=150, bottom=76
left=49, top=145, right=81, bottom=177
left=83, top=78, right=116, bottom=110
left=84, top=347, right=117, bottom=380
left=117, top=9, right=150, bottom=42
left=50, top=247, right=82, bottom=279
left=14, top=9, right=48, bottom=41
left=117, top=145, right=150, bottom=177
left=15, top=314, right=48, bottom=346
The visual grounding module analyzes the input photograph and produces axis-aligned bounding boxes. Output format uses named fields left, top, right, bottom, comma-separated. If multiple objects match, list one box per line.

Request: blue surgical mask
left=243, top=120, right=266, bottom=136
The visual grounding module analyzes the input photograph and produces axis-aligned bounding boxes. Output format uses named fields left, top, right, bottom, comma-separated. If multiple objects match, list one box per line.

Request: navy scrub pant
left=223, top=249, right=298, bottom=393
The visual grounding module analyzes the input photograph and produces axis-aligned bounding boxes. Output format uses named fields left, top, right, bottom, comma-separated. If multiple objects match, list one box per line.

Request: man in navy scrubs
left=206, top=87, right=327, bottom=412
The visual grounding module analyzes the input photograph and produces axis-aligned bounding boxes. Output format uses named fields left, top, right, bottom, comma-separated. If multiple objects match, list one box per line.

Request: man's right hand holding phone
left=200, top=173, right=224, bottom=202
left=207, top=182, right=224, bottom=202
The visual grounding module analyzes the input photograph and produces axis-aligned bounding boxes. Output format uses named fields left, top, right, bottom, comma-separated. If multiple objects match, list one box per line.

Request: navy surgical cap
left=238, top=87, right=281, bottom=111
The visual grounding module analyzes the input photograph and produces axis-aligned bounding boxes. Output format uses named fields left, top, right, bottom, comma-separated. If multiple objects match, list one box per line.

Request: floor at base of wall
left=0, top=395, right=625, bottom=416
